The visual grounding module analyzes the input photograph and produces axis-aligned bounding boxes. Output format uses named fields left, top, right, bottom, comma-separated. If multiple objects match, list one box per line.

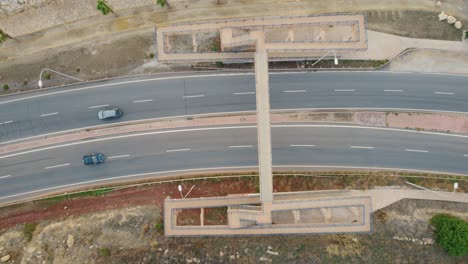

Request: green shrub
left=148, top=53, right=155, bottom=59
left=2, top=84, right=8, bottom=91
left=156, top=0, right=167, bottom=7
left=154, top=222, right=164, bottom=232
left=44, top=73, right=51, bottom=80
left=99, top=247, right=111, bottom=257
left=431, top=214, right=468, bottom=257
left=23, top=223, right=38, bottom=242
left=97, top=0, right=112, bottom=15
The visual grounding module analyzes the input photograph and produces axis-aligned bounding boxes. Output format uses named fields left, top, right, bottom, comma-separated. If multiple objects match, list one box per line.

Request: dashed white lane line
left=384, top=90, right=404, bottom=92
left=290, top=144, right=315, bottom=147
left=233, top=92, right=255, bottom=95
left=40, top=112, right=59, bottom=117
left=0, top=175, right=11, bottom=179
left=88, top=104, right=109, bottom=109
left=228, top=145, right=253, bottom=148
left=350, top=146, right=375, bottom=149
left=282, top=90, right=307, bottom=93
left=434, top=92, right=454, bottom=95
left=44, top=163, right=70, bottom=169
left=334, top=89, right=355, bottom=92
left=464, top=154, right=468, bottom=157
left=166, top=148, right=191, bottom=153
left=108, top=154, right=131, bottom=159
left=0, top=120, right=13, bottom=125
left=405, top=149, right=428, bottom=153
left=183, top=94, right=205, bottom=99
left=133, top=99, right=153, bottom=103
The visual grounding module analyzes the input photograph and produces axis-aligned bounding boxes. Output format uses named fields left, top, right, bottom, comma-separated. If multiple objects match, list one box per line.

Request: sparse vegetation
left=99, top=247, right=111, bottom=257
left=97, top=0, right=112, bottom=15
left=23, top=80, right=28, bottom=86
left=76, top=67, right=81, bottom=72
left=148, top=53, right=155, bottom=59
left=0, top=29, right=10, bottom=43
left=430, top=214, right=468, bottom=257
left=326, top=234, right=364, bottom=257
left=2, top=84, right=9, bottom=91
left=154, top=221, right=164, bottom=233
left=44, top=73, right=52, bottom=80
left=22, top=223, right=38, bottom=242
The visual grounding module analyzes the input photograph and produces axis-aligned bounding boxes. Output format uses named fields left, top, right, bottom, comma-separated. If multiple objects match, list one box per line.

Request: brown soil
left=0, top=171, right=464, bottom=231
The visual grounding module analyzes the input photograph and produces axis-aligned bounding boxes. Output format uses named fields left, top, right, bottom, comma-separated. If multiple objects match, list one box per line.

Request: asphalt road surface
left=1, top=125, right=467, bottom=203
left=1, top=72, right=468, bottom=142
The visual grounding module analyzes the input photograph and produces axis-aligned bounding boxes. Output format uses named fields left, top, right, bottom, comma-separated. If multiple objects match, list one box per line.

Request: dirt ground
left=0, top=171, right=466, bottom=263
left=366, top=10, right=466, bottom=41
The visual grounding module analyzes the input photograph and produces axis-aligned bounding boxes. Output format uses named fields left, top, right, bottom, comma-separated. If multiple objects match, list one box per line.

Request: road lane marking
left=2, top=124, right=468, bottom=160
left=350, top=146, right=374, bottom=149
left=166, top=148, right=191, bottom=153
left=44, top=163, right=70, bottom=169
left=334, top=89, right=355, bottom=92
left=0, top=175, right=11, bottom=179
left=405, top=149, right=428, bottom=153
left=133, top=99, right=153, bottom=103
left=40, top=112, right=59, bottom=117
left=384, top=90, right=404, bottom=92
left=290, top=144, right=315, bottom=147
left=233, top=92, right=255, bottom=95
left=108, top=154, right=131, bottom=159
left=0, top=120, right=13, bottom=125
left=88, top=104, right=109, bottom=109
left=434, top=92, right=454, bottom=95
left=464, top=154, right=468, bottom=157
left=228, top=145, right=253, bottom=148
left=282, top=90, right=307, bottom=93
left=183, top=94, right=205, bottom=98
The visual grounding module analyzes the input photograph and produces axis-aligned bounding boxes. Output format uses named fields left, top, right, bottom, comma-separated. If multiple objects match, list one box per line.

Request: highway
left=1, top=72, right=468, bottom=142
left=1, top=125, right=468, bottom=203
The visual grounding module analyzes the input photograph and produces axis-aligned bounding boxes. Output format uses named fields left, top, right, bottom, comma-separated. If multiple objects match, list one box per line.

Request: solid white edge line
left=40, top=112, right=59, bottom=117
left=133, top=99, right=153, bottom=103
left=88, top=104, right=109, bottom=109
left=0, top=175, right=11, bottom=179
left=290, top=145, right=315, bottom=147
left=0, top=166, right=258, bottom=201
left=3, top=107, right=468, bottom=146
left=2, top=124, right=468, bottom=160
left=1, top=71, right=467, bottom=105
left=405, top=149, right=428, bottom=153
left=350, top=146, right=374, bottom=149
left=434, top=92, right=454, bottom=95
left=166, top=148, right=191, bottom=153
left=282, top=90, right=307, bottom=93
left=1, top=164, right=466, bottom=202
left=183, top=95, right=205, bottom=98
left=44, top=163, right=70, bottom=169
left=0, top=73, right=254, bottom=105
left=334, top=89, right=356, bottom=92
left=228, top=145, right=253, bottom=148
left=108, top=155, right=131, bottom=159
left=233, top=92, right=255, bottom=95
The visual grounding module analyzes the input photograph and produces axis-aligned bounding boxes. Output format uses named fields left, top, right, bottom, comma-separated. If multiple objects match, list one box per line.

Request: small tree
left=431, top=214, right=468, bottom=257
left=97, top=0, right=112, bottom=15
left=2, top=84, right=9, bottom=91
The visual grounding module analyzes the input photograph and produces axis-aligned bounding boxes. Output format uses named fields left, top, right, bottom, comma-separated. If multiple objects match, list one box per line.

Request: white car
left=98, top=108, right=122, bottom=120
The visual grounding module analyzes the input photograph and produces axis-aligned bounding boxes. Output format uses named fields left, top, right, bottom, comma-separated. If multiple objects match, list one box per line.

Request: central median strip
left=1, top=108, right=468, bottom=158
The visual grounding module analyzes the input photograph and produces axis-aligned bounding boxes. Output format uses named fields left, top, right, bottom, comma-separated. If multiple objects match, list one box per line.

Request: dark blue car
left=83, top=153, right=105, bottom=165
